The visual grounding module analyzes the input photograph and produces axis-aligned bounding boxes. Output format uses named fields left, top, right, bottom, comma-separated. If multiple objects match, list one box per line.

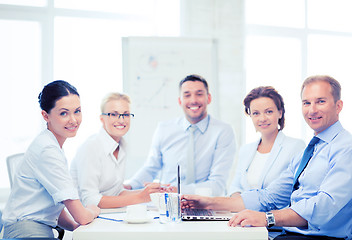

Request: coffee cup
left=125, top=204, right=148, bottom=221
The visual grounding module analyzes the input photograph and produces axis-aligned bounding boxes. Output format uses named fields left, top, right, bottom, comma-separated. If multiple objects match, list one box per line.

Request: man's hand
left=144, top=182, right=170, bottom=191
left=228, top=209, right=266, bottom=227
left=137, top=182, right=171, bottom=202
left=181, top=194, right=213, bottom=209
left=164, top=186, right=177, bottom=193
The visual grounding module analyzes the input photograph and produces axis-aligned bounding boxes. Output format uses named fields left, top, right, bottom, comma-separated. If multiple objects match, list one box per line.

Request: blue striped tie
left=292, top=136, right=320, bottom=191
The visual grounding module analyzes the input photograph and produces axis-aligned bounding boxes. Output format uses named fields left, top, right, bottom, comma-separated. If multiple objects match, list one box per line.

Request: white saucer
left=124, top=216, right=152, bottom=224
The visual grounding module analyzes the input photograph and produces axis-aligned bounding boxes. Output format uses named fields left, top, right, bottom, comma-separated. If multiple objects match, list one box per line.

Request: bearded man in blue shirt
left=124, top=74, right=236, bottom=196
left=182, top=75, right=352, bottom=240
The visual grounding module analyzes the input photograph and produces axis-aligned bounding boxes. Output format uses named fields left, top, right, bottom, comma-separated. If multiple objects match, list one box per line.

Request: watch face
left=266, top=212, right=275, bottom=227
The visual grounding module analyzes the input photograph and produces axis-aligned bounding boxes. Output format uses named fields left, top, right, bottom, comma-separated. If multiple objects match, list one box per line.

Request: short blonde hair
left=100, top=92, right=131, bottom=113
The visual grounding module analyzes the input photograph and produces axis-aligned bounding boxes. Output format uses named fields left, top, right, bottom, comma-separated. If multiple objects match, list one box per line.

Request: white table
left=73, top=209, right=268, bottom=240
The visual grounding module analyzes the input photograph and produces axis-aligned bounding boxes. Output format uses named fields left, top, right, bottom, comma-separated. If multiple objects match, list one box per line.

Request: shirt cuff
left=83, top=193, right=103, bottom=207
left=289, top=199, right=312, bottom=224
left=241, top=190, right=262, bottom=211
left=52, top=187, right=80, bottom=204
left=128, top=179, right=143, bottom=190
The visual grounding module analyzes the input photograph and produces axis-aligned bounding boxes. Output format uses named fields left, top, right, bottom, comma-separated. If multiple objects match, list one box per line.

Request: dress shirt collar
left=182, top=114, right=210, bottom=134
left=97, top=127, right=120, bottom=156
left=315, top=120, right=343, bottom=144
left=44, top=128, right=62, bottom=150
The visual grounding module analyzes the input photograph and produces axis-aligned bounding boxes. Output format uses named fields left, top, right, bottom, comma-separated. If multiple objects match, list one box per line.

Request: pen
left=97, top=216, right=160, bottom=222
left=97, top=216, right=123, bottom=222
left=177, top=164, right=180, bottom=195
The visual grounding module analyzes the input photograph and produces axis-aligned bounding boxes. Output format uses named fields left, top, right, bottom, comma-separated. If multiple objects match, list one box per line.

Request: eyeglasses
left=101, top=112, right=135, bottom=119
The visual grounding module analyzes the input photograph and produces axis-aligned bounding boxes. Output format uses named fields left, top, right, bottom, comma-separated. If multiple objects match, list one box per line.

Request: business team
left=2, top=74, right=352, bottom=240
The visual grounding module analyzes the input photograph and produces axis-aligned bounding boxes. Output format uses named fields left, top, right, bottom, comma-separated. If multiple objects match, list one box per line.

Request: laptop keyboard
left=182, top=208, right=214, bottom=216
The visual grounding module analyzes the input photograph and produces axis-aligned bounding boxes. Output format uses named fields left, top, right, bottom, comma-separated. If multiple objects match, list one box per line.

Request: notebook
left=177, top=164, right=234, bottom=221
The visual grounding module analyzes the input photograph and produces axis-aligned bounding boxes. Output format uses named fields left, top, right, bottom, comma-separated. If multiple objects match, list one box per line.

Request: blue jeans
left=3, top=220, right=54, bottom=238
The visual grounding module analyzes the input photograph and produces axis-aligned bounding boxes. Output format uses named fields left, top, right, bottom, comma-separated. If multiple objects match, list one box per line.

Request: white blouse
left=247, top=151, right=270, bottom=189
left=70, top=128, right=127, bottom=206
left=2, top=129, right=79, bottom=227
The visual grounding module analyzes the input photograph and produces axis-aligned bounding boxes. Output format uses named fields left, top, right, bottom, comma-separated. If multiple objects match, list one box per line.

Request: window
left=246, top=0, right=305, bottom=28
left=0, top=19, right=42, bottom=187
left=0, top=0, right=180, bottom=188
left=307, top=34, right=352, bottom=133
left=245, top=0, right=352, bottom=143
left=307, top=0, right=352, bottom=32
left=245, top=35, right=302, bottom=143
left=0, top=0, right=45, bottom=7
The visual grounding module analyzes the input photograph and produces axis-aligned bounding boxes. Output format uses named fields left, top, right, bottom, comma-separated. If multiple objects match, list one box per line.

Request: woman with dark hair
left=2, top=80, right=100, bottom=238
left=229, top=86, right=305, bottom=196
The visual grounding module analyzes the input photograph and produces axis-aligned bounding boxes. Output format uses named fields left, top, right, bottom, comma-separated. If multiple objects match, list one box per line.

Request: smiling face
left=302, top=81, right=343, bottom=135
left=178, top=80, right=211, bottom=124
left=42, top=94, right=82, bottom=148
left=100, top=98, right=131, bottom=142
left=249, top=97, right=282, bottom=137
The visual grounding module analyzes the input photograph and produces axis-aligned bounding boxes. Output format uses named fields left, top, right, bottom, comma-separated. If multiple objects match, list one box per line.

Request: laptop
left=181, top=208, right=234, bottom=221
left=177, top=164, right=234, bottom=221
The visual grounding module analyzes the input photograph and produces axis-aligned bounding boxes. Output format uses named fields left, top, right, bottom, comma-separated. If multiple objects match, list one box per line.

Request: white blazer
left=228, top=131, right=305, bottom=195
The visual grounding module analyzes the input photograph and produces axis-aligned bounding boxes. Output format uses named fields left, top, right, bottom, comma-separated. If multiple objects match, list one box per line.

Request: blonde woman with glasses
left=70, top=93, right=162, bottom=209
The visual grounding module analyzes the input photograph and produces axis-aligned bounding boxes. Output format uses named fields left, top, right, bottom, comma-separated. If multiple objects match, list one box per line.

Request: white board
left=122, top=37, right=218, bottom=178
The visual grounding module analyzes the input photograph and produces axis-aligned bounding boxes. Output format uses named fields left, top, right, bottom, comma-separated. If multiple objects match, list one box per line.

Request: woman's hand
left=86, top=204, right=101, bottom=219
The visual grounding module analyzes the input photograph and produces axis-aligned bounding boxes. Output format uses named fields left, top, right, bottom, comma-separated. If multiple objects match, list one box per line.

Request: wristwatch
left=265, top=212, right=275, bottom=228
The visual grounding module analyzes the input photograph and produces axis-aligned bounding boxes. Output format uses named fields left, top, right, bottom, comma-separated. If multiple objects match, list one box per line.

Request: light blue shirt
left=242, top=121, right=352, bottom=239
left=128, top=115, right=236, bottom=196
left=229, top=131, right=305, bottom=194
left=2, top=129, right=79, bottom=228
